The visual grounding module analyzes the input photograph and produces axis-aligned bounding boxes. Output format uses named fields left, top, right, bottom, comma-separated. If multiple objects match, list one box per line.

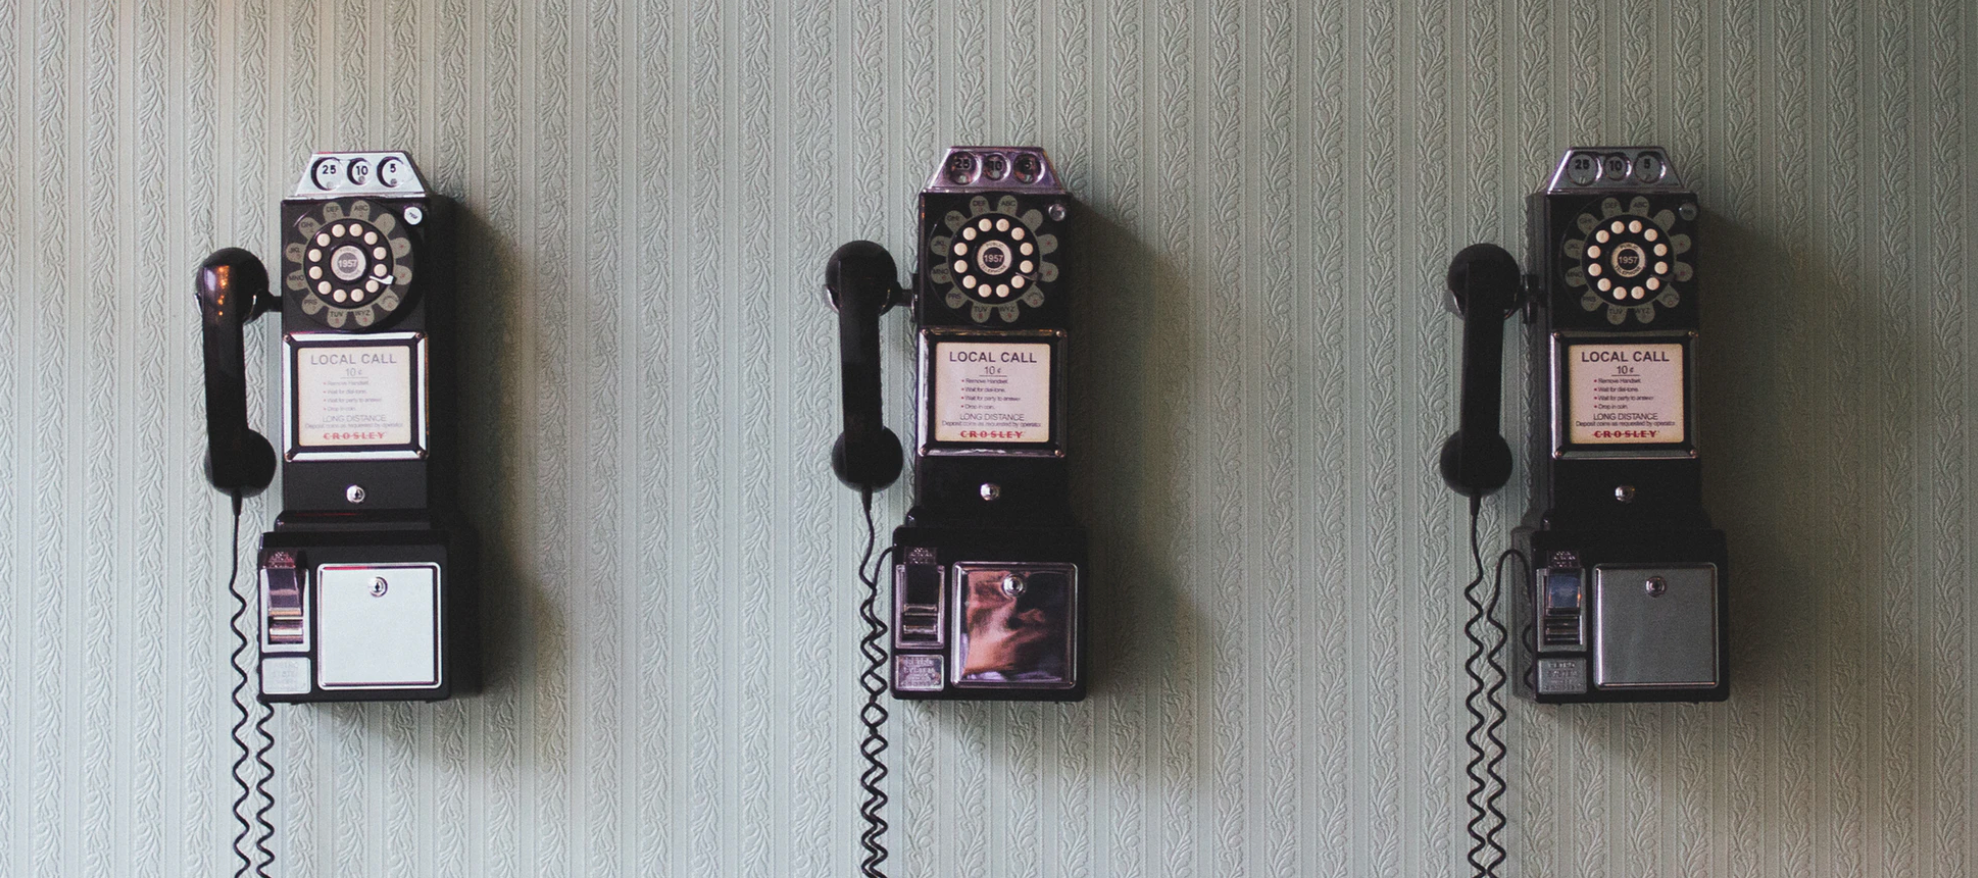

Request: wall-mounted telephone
left=828, top=146, right=1086, bottom=702
left=1442, top=145, right=1728, bottom=703
left=197, top=151, right=472, bottom=704
left=826, top=146, right=1087, bottom=877
left=1440, top=145, right=1730, bottom=878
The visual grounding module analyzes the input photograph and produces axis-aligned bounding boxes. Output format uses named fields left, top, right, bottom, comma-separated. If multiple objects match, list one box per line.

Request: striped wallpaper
left=0, top=0, right=1972, bottom=875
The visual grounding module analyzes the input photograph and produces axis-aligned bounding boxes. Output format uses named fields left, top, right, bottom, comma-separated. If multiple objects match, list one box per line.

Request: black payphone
left=1440, top=146, right=1728, bottom=877
left=199, top=150, right=471, bottom=704
left=828, top=146, right=1086, bottom=702
left=197, top=151, right=471, bottom=874
left=825, top=146, right=1087, bottom=876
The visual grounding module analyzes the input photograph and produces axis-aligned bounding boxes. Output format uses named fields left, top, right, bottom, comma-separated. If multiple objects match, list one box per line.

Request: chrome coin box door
left=1511, top=147, right=1728, bottom=704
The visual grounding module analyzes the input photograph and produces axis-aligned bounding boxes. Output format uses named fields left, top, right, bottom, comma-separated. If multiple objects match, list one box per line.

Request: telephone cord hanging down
left=856, top=490, right=895, bottom=878
left=1462, top=494, right=1517, bottom=878
left=226, top=491, right=278, bottom=878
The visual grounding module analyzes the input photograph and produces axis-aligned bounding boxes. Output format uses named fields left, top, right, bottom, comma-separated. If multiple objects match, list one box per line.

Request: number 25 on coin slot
left=1441, top=147, right=1728, bottom=703
left=826, top=146, right=1087, bottom=701
left=197, top=151, right=472, bottom=703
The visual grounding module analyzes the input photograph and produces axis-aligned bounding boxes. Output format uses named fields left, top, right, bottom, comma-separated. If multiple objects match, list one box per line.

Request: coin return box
left=893, top=557, right=947, bottom=649
left=1591, top=564, right=1718, bottom=689
left=315, top=563, right=441, bottom=690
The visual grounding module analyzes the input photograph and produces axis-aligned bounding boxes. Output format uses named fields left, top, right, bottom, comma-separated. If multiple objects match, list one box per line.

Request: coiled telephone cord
left=856, top=490, right=895, bottom=878
left=1461, top=494, right=1518, bottom=878
left=224, top=491, right=278, bottom=878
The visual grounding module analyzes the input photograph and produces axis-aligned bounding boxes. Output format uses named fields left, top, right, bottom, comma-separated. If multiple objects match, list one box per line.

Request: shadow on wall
left=1694, top=207, right=1869, bottom=707
left=440, top=199, right=538, bottom=696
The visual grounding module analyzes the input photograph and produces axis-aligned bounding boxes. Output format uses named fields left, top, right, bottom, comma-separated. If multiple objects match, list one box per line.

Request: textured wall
left=0, top=0, right=1973, bottom=876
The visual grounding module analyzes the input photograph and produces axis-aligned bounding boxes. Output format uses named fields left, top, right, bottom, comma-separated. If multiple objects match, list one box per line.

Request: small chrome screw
left=346, top=485, right=367, bottom=504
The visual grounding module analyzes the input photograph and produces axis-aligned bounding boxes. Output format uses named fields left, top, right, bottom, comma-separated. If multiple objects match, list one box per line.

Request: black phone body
left=1511, top=147, right=1727, bottom=703
left=253, top=152, right=472, bottom=703
left=887, top=148, right=1087, bottom=702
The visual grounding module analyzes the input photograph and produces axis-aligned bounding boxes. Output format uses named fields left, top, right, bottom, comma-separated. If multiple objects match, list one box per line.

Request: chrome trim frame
left=291, top=151, right=430, bottom=199
left=948, top=561, right=1080, bottom=690
left=1543, top=146, right=1687, bottom=193
left=313, top=561, right=444, bottom=691
left=283, top=331, right=430, bottom=462
left=922, top=146, right=1066, bottom=194
left=916, top=328, right=1069, bottom=459
left=1549, top=330, right=1699, bottom=461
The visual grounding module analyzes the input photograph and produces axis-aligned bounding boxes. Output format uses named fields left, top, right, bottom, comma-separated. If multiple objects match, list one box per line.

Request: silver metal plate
left=1536, top=657, right=1588, bottom=695
left=315, top=563, right=442, bottom=690
left=950, top=562, right=1078, bottom=689
left=291, top=151, right=429, bottom=199
left=1592, top=564, right=1718, bottom=688
left=894, top=655, right=946, bottom=692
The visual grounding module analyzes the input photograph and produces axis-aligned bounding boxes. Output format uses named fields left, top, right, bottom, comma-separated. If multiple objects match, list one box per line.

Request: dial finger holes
left=1588, top=263, right=1602, bottom=276
left=1010, top=227, right=1025, bottom=240
left=1019, top=260, right=1033, bottom=273
left=1610, top=220, right=1625, bottom=234
left=351, top=289, right=365, bottom=303
left=1655, top=243, right=1668, bottom=256
left=1020, top=242, right=1034, bottom=256
left=953, top=242, right=969, bottom=256
left=365, top=280, right=380, bottom=293
left=372, top=247, right=386, bottom=260
left=1012, top=275, right=1026, bottom=289
left=954, top=260, right=968, bottom=274
left=1586, top=245, right=1602, bottom=259
left=317, top=281, right=331, bottom=294
left=1628, top=220, right=1643, bottom=233
left=963, top=227, right=978, bottom=241
left=372, top=263, right=388, bottom=277
left=308, top=248, right=322, bottom=262
left=995, top=284, right=1009, bottom=297
left=1597, top=278, right=1612, bottom=292
left=963, top=275, right=978, bottom=289
left=995, top=218, right=1010, bottom=232
left=1643, top=228, right=1658, bottom=242
left=1647, top=277, right=1661, bottom=291
left=1654, top=262, right=1668, bottom=275
left=309, top=266, right=323, bottom=280
left=333, top=289, right=347, bottom=303
left=1631, top=286, right=1645, bottom=300
left=978, top=219, right=992, bottom=232
left=1595, top=230, right=1611, bottom=243
left=364, top=231, right=378, bottom=245
left=316, top=232, right=331, bottom=246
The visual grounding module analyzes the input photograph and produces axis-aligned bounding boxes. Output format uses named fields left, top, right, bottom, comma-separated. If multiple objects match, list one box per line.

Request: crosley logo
left=324, top=431, right=388, bottom=441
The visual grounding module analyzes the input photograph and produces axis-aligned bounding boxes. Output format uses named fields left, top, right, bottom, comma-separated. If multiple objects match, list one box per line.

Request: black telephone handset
left=196, top=248, right=280, bottom=496
left=826, top=241, right=904, bottom=493
left=1438, top=243, right=1521, bottom=499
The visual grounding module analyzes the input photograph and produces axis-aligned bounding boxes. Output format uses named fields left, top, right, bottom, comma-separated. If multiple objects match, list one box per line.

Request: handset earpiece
left=825, top=240, right=905, bottom=493
left=1439, top=243, right=1523, bottom=497
left=196, top=247, right=279, bottom=496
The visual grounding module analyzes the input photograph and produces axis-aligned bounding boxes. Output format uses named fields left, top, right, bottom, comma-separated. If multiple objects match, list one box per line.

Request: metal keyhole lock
left=370, top=576, right=390, bottom=598
left=1000, top=573, right=1027, bottom=597
left=1644, top=575, right=1667, bottom=598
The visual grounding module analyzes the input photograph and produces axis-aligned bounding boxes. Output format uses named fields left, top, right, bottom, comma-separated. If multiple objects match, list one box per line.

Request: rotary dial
left=1562, top=195, right=1692, bottom=325
left=925, top=194, right=1059, bottom=324
left=283, top=198, right=416, bottom=329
